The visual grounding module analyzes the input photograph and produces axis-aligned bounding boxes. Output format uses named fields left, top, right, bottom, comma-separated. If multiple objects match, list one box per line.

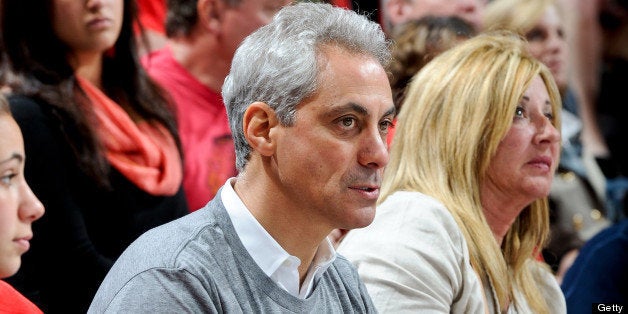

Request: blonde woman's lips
left=528, top=155, right=553, bottom=172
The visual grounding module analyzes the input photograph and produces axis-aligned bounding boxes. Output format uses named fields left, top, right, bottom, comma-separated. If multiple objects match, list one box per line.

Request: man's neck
left=168, top=37, right=230, bottom=92
left=233, top=171, right=331, bottom=282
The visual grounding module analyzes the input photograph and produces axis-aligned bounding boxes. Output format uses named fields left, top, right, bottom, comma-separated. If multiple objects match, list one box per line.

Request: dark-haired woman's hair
left=0, top=0, right=180, bottom=187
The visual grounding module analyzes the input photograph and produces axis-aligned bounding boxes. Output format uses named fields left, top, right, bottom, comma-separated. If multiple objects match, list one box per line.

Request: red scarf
left=77, top=76, right=182, bottom=196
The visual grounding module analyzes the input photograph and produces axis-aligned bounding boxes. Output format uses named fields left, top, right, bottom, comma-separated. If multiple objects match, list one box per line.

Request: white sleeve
left=337, top=192, right=485, bottom=313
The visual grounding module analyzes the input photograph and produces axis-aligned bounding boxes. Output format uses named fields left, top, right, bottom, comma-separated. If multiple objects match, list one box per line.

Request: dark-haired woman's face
left=51, top=0, right=123, bottom=63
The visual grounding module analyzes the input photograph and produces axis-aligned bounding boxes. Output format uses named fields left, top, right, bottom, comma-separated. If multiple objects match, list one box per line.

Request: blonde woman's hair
left=380, top=31, right=562, bottom=313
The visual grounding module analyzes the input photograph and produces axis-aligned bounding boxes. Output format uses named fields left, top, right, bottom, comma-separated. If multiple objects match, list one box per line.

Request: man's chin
left=347, top=207, right=377, bottom=229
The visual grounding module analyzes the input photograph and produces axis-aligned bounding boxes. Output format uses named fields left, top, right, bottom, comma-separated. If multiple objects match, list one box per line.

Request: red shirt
left=136, top=0, right=166, bottom=33
left=143, top=47, right=237, bottom=211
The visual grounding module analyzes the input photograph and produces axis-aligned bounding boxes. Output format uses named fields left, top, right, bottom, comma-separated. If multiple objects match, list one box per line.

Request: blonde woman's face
left=525, top=5, right=568, bottom=89
left=0, top=114, right=44, bottom=278
left=483, top=75, right=560, bottom=209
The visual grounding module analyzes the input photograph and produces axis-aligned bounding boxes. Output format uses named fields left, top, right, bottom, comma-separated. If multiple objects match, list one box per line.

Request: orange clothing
left=0, top=280, right=42, bottom=314
left=77, top=76, right=183, bottom=196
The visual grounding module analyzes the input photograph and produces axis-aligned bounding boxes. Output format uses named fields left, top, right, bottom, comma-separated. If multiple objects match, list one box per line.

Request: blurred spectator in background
left=142, top=0, right=290, bottom=211
left=557, top=0, right=628, bottom=223
left=0, top=0, right=189, bottom=312
left=561, top=215, right=628, bottom=313
left=387, top=15, right=475, bottom=120
left=582, top=0, right=628, bottom=223
left=135, top=0, right=168, bottom=56
left=378, top=0, right=486, bottom=35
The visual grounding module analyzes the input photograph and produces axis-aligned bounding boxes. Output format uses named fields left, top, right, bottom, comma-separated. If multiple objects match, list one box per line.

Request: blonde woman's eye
left=515, top=106, right=525, bottom=118
left=545, top=112, right=554, bottom=120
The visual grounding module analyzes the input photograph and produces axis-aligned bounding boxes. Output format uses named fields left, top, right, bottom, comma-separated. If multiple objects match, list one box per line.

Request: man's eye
left=379, top=120, right=394, bottom=132
left=341, top=117, right=355, bottom=127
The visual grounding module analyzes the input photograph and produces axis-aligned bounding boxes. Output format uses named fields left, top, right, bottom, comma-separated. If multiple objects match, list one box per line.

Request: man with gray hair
left=88, top=2, right=395, bottom=312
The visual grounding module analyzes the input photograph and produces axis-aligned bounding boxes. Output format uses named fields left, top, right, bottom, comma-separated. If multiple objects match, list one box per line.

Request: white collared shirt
left=221, top=179, right=336, bottom=299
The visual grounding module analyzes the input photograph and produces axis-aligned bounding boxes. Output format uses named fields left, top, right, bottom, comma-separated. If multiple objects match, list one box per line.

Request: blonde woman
left=484, top=0, right=611, bottom=281
left=338, top=32, right=566, bottom=313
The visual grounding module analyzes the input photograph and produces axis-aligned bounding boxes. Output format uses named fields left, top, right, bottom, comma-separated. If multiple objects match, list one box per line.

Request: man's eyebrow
left=383, top=106, right=396, bottom=118
left=326, top=102, right=395, bottom=118
left=0, top=153, right=23, bottom=165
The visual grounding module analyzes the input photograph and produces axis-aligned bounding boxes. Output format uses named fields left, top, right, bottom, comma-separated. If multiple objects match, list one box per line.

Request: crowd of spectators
left=0, top=0, right=625, bottom=312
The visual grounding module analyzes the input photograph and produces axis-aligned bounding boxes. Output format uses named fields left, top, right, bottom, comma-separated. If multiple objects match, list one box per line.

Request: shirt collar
left=221, top=179, right=337, bottom=298
left=221, top=178, right=289, bottom=276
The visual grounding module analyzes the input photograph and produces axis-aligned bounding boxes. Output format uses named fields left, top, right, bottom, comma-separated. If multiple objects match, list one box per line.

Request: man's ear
left=197, top=0, right=226, bottom=33
left=242, top=102, right=279, bottom=157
